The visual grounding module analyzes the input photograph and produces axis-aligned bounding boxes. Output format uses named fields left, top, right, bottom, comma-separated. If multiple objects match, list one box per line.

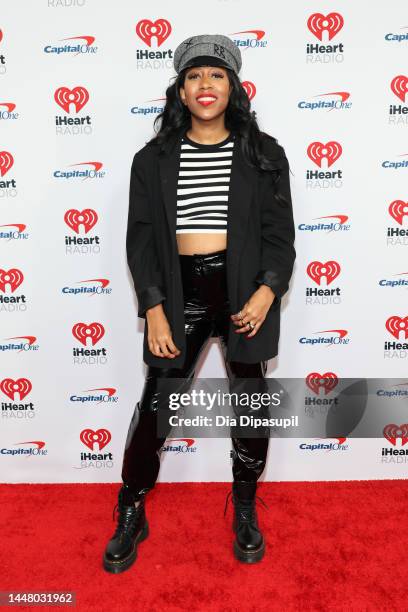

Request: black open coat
left=126, top=126, right=296, bottom=368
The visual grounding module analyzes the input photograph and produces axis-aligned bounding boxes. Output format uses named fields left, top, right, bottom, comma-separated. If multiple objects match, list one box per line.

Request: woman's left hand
left=231, top=285, right=276, bottom=338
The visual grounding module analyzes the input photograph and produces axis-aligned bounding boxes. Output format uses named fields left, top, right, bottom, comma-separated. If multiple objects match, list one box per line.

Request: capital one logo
left=385, top=316, right=408, bottom=340
left=306, top=372, right=338, bottom=395
left=64, top=209, right=98, bottom=233
left=389, top=200, right=408, bottom=225
left=136, top=19, right=172, bottom=47
left=307, top=142, right=342, bottom=167
left=80, top=428, right=111, bottom=450
left=383, top=423, right=408, bottom=446
left=0, top=268, right=23, bottom=292
left=0, top=151, right=14, bottom=177
left=0, top=222, right=26, bottom=234
left=390, top=75, right=408, bottom=103
left=307, top=12, right=344, bottom=41
left=54, top=86, right=89, bottom=113
left=241, top=81, right=256, bottom=101
left=162, top=438, right=196, bottom=454
left=0, top=377, right=32, bottom=400
left=307, top=261, right=341, bottom=285
left=72, top=322, right=105, bottom=346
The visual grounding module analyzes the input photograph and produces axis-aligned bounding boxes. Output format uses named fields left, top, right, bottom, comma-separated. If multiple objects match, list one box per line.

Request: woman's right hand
left=145, top=304, right=181, bottom=358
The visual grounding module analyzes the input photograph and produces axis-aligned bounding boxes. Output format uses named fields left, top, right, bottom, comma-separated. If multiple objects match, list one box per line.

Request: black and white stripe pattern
left=176, top=133, right=235, bottom=234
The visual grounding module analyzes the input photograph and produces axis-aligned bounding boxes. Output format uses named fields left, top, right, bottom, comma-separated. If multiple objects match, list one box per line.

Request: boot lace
left=223, top=490, right=269, bottom=520
left=111, top=498, right=143, bottom=538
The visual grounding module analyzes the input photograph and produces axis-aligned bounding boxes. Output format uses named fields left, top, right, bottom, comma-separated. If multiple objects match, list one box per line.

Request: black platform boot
left=103, top=484, right=149, bottom=573
left=224, top=481, right=268, bottom=563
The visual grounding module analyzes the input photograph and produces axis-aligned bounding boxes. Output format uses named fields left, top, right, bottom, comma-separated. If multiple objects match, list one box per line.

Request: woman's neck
left=186, top=123, right=230, bottom=145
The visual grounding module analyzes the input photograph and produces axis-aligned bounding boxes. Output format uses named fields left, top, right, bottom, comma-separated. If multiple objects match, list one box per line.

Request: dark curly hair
left=144, top=66, right=291, bottom=206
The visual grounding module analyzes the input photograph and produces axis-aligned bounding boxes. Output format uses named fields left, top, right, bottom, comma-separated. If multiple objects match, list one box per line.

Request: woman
left=103, top=34, right=296, bottom=573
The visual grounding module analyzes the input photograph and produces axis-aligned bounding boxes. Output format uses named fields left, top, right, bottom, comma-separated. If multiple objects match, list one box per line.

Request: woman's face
left=179, top=65, right=232, bottom=120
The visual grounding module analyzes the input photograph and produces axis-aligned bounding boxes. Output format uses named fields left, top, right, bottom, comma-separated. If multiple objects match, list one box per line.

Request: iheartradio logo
left=65, top=209, right=98, bottom=234
left=136, top=19, right=172, bottom=47
left=80, top=428, right=111, bottom=450
left=1, top=377, right=32, bottom=400
left=307, top=142, right=342, bottom=168
left=306, top=372, right=338, bottom=395
left=388, top=200, right=408, bottom=226
left=0, top=150, right=14, bottom=177
left=64, top=209, right=101, bottom=256
left=306, top=260, right=341, bottom=285
left=305, top=261, right=342, bottom=305
left=307, top=13, right=344, bottom=41
left=0, top=268, right=24, bottom=293
left=383, top=423, right=408, bottom=447
left=385, top=316, right=408, bottom=340
left=72, top=322, right=105, bottom=346
left=54, top=86, right=89, bottom=113
left=72, top=322, right=107, bottom=365
left=390, top=75, right=408, bottom=103
left=241, top=81, right=256, bottom=101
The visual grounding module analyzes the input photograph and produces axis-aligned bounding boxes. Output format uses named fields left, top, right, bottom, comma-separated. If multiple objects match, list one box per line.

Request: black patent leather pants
left=121, top=248, right=270, bottom=500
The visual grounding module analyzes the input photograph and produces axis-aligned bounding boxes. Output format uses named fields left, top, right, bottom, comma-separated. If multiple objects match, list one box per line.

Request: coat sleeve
left=254, top=148, right=296, bottom=307
left=126, top=151, right=166, bottom=319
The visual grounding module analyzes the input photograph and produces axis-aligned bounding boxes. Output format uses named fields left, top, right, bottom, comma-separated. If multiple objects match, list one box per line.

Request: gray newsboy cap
left=173, top=34, right=242, bottom=75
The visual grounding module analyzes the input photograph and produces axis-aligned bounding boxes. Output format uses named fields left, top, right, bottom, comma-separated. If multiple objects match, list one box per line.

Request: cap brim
left=181, top=55, right=231, bottom=71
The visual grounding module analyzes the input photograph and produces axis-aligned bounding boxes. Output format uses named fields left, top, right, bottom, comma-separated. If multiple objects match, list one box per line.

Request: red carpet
left=2, top=480, right=407, bottom=611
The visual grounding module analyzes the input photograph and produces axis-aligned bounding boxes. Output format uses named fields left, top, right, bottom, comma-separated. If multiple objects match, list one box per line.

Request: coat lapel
left=158, top=127, right=256, bottom=311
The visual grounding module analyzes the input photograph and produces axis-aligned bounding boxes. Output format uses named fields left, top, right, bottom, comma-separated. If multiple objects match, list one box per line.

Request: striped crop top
left=176, top=130, right=235, bottom=234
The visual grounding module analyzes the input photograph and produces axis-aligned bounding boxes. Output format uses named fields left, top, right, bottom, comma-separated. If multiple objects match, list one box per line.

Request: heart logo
left=307, top=12, right=344, bottom=41
left=0, top=378, right=32, bottom=400
left=64, top=209, right=98, bottom=234
left=72, top=322, right=105, bottom=346
left=306, top=372, right=338, bottom=395
left=135, top=19, right=172, bottom=47
left=54, top=86, right=89, bottom=113
left=80, top=428, right=111, bottom=450
left=385, top=316, right=408, bottom=340
left=388, top=200, right=408, bottom=226
left=0, top=268, right=24, bottom=293
left=0, top=151, right=14, bottom=177
left=241, top=81, right=256, bottom=101
left=390, top=75, right=408, bottom=103
left=307, top=141, right=342, bottom=167
left=306, top=261, right=341, bottom=285
left=383, top=423, right=408, bottom=446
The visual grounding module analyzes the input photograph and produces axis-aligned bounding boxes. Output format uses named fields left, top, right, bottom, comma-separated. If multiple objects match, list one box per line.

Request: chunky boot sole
left=233, top=537, right=265, bottom=563
left=102, top=520, right=149, bottom=574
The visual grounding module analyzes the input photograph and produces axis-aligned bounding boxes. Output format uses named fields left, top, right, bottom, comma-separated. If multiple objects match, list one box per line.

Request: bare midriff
left=176, top=233, right=227, bottom=255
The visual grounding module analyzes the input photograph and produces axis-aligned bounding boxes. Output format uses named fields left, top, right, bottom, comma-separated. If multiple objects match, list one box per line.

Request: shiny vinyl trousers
left=121, top=248, right=270, bottom=500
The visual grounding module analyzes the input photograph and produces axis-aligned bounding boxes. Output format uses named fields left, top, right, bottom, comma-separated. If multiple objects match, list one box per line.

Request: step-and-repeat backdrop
left=1, top=1, right=407, bottom=485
